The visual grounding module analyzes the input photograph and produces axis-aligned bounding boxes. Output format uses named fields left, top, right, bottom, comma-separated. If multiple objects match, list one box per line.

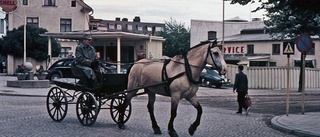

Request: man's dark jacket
left=233, top=71, right=248, bottom=93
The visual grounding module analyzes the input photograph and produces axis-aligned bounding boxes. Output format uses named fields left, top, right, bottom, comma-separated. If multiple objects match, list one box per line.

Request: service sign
left=0, top=0, right=17, bottom=12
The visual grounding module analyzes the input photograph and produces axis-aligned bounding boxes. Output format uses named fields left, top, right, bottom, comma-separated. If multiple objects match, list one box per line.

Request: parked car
left=200, top=66, right=230, bottom=88
left=46, top=58, right=75, bottom=81
left=46, top=58, right=127, bottom=81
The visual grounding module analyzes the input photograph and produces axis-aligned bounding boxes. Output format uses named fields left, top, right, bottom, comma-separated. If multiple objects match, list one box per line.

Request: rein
left=183, top=40, right=218, bottom=84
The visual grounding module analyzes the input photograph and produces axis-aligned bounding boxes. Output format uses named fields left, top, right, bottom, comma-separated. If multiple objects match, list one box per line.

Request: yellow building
left=5, top=0, right=164, bottom=75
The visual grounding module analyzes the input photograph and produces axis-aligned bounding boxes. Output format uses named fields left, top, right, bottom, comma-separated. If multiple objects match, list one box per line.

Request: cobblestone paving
left=0, top=95, right=296, bottom=137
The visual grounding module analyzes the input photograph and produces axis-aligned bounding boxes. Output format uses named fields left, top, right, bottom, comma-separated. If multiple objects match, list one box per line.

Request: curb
left=271, top=115, right=320, bottom=137
left=0, top=92, right=46, bottom=97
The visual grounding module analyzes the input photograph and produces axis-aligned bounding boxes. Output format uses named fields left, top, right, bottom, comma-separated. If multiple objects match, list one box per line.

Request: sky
left=84, top=0, right=266, bottom=27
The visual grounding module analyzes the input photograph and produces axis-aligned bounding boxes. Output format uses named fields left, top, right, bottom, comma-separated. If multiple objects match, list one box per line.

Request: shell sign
left=0, top=0, right=17, bottom=12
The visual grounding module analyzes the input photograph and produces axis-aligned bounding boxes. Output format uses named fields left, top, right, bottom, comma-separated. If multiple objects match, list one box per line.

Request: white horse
left=118, top=40, right=227, bottom=137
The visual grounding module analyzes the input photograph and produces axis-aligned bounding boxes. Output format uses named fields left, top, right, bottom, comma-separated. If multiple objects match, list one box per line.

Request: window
left=108, top=23, right=115, bottom=29
left=247, top=44, right=254, bottom=54
left=146, top=26, right=152, bottom=31
left=27, top=17, right=39, bottom=27
left=272, top=44, right=280, bottom=55
left=44, top=0, right=56, bottom=6
left=71, top=0, right=76, bottom=7
left=250, top=61, right=268, bottom=67
left=23, top=0, right=28, bottom=5
left=307, top=43, right=315, bottom=55
left=294, top=60, right=315, bottom=68
left=0, top=19, right=4, bottom=34
left=126, top=24, right=132, bottom=30
left=116, top=24, right=122, bottom=30
left=155, top=27, right=163, bottom=32
left=136, top=25, right=143, bottom=31
left=60, top=19, right=71, bottom=32
left=269, top=62, right=276, bottom=66
left=60, top=47, right=71, bottom=58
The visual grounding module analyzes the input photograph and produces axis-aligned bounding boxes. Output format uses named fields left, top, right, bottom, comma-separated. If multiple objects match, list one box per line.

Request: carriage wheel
left=46, top=86, right=68, bottom=122
left=76, top=92, right=99, bottom=126
left=110, top=93, right=132, bottom=124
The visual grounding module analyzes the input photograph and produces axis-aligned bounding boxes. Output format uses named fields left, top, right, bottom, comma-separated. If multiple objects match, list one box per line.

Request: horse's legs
left=118, top=89, right=138, bottom=129
left=146, top=90, right=161, bottom=134
left=168, top=98, right=179, bottom=137
left=186, top=95, right=203, bottom=136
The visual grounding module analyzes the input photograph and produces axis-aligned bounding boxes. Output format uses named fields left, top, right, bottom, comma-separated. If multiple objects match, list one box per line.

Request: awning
left=247, top=56, right=270, bottom=61
left=40, top=30, right=165, bottom=41
left=235, top=56, right=270, bottom=65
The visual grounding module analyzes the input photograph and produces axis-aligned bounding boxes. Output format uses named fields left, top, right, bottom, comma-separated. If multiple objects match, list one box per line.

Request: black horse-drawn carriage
left=46, top=63, right=133, bottom=126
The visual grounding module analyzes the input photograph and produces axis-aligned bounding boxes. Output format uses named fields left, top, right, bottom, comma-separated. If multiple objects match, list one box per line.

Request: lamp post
left=23, top=11, right=26, bottom=64
left=18, top=0, right=26, bottom=64
left=222, top=0, right=225, bottom=54
left=4, top=0, right=26, bottom=64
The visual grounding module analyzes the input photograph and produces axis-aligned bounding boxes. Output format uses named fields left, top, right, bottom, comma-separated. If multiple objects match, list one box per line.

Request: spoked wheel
left=46, top=86, right=68, bottom=122
left=110, top=93, right=132, bottom=124
left=76, top=92, right=99, bottom=126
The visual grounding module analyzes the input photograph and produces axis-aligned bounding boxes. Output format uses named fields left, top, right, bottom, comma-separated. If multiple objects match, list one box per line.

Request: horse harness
left=161, top=40, right=219, bottom=96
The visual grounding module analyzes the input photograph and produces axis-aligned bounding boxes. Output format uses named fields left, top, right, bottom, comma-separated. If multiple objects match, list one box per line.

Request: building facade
left=87, top=16, right=165, bottom=63
left=90, top=16, right=165, bottom=36
left=4, top=1, right=165, bottom=75
left=190, top=18, right=320, bottom=69
left=5, top=0, right=93, bottom=74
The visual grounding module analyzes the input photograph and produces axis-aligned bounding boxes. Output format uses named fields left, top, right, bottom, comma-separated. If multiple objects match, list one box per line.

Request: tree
left=0, top=25, right=61, bottom=61
left=229, top=0, right=320, bottom=39
left=157, top=18, right=190, bottom=57
left=230, top=0, right=320, bottom=92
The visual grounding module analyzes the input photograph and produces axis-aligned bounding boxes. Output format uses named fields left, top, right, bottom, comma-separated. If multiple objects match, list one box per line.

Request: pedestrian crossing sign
left=283, top=42, right=295, bottom=55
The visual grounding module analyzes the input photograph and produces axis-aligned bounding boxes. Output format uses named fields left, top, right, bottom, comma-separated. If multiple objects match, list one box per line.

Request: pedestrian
left=74, top=33, right=100, bottom=89
left=233, top=65, right=249, bottom=115
left=67, top=51, right=74, bottom=58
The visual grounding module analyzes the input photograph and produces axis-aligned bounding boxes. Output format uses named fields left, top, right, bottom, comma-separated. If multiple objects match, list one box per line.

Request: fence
left=226, top=64, right=320, bottom=89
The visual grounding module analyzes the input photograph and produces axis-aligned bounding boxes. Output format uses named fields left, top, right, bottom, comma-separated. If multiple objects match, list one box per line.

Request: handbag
left=243, top=94, right=252, bottom=109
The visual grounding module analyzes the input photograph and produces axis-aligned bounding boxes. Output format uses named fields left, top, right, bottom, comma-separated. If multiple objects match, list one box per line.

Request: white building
left=191, top=17, right=320, bottom=69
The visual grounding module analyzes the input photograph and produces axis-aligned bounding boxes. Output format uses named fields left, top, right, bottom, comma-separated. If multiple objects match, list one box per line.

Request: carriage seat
left=70, top=61, right=88, bottom=87
left=70, top=61, right=84, bottom=79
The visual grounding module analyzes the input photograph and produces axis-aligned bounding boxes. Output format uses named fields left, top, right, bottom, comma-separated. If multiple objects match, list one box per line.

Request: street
left=2, top=86, right=317, bottom=137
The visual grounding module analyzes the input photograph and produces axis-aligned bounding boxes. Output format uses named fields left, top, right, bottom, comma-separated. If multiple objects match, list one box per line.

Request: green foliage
left=0, top=25, right=61, bottom=61
left=229, top=0, right=320, bottom=39
left=157, top=18, right=190, bottom=57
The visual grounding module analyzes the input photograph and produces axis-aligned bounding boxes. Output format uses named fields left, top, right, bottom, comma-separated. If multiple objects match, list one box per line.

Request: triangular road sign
left=283, top=42, right=295, bottom=54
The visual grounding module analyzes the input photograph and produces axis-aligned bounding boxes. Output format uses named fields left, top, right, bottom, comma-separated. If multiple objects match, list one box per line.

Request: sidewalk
left=271, top=112, right=320, bottom=137
left=0, top=74, right=320, bottom=137
left=0, top=74, right=50, bottom=97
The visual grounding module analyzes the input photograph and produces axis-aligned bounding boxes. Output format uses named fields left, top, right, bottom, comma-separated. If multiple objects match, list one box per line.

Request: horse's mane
left=170, top=39, right=217, bottom=59
left=188, top=39, right=217, bottom=51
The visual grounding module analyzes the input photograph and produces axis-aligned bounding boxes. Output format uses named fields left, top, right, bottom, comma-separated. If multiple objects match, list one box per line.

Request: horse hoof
left=154, top=127, right=162, bottom=134
left=188, top=124, right=196, bottom=136
left=118, top=123, right=126, bottom=129
left=169, top=131, right=179, bottom=137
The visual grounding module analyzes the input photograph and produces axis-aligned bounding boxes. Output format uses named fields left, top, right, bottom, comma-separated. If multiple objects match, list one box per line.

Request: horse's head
left=206, top=45, right=227, bottom=75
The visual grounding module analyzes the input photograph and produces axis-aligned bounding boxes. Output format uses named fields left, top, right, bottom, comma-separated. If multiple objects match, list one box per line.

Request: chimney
left=208, top=31, right=217, bottom=40
left=133, top=16, right=140, bottom=22
left=122, top=18, right=128, bottom=22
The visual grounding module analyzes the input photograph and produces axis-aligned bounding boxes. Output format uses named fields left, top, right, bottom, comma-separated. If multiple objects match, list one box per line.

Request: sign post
left=296, top=34, right=313, bottom=114
left=283, top=41, right=295, bottom=116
